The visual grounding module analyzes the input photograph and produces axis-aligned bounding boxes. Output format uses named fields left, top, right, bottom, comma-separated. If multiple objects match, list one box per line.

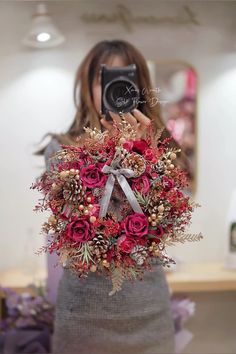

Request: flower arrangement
left=0, top=285, right=54, bottom=333
left=31, top=119, right=203, bottom=295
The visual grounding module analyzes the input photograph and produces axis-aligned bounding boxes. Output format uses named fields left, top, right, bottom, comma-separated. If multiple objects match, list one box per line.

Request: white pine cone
left=130, top=245, right=148, bottom=265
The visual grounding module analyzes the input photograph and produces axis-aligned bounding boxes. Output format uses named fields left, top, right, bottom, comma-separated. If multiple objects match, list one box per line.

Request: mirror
left=147, top=60, right=197, bottom=194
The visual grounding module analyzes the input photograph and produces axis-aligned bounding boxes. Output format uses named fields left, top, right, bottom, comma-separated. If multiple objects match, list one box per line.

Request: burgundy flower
left=80, top=164, right=107, bottom=188
left=144, top=148, right=157, bottom=163
left=162, top=176, right=175, bottom=191
left=117, top=235, right=136, bottom=253
left=123, top=213, right=148, bottom=238
left=84, top=192, right=96, bottom=204
left=70, top=160, right=84, bottom=169
left=66, top=216, right=93, bottom=242
left=123, top=140, right=133, bottom=152
left=149, top=225, right=164, bottom=240
left=151, top=171, right=158, bottom=178
left=132, top=140, right=149, bottom=155
left=132, top=175, right=150, bottom=194
left=106, top=246, right=115, bottom=262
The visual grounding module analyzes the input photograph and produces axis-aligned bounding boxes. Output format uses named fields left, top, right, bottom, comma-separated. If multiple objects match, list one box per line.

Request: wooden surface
left=0, top=267, right=47, bottom=294
left=165, top=261, right=236, bottom=292
left=1, top=262, right=236, bottom=294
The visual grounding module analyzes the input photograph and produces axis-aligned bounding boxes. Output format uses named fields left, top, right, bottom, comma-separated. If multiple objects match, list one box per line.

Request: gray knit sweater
left=44, top=138, right=175, bottom=354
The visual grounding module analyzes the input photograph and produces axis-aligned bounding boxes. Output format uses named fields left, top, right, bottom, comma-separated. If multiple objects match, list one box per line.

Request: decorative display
left=31, top=119, right=203, bottom=295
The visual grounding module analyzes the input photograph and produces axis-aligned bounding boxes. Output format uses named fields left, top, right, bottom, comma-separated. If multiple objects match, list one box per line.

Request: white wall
left=0, top=1, right=236, bottom=280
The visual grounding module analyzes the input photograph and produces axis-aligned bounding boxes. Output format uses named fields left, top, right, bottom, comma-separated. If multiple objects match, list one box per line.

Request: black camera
left=100, top=64, right=140, bottom=121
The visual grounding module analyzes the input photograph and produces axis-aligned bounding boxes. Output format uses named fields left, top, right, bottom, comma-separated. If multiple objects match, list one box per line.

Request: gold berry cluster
left=148, top=204, right=165, bottom=226
left=148, top=242, right=161, bottom=257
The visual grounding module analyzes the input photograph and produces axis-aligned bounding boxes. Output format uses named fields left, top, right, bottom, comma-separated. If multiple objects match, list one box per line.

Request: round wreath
left=32, top=119, right=203, bottom=295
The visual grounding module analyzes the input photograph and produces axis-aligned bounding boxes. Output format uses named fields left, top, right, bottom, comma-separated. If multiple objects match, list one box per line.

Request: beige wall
left=0, top=1, right=236, bottom=279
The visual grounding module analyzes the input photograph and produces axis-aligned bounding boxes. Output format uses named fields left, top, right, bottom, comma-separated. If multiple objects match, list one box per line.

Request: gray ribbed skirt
left=52, top=264, right=175, bottom=354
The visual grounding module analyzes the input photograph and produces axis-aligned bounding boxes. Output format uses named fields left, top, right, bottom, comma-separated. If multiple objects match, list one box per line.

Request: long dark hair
left=34, top=39, right=187, bottom=171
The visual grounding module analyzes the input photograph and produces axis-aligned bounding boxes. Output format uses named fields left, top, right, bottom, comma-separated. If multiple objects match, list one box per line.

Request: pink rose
left=66, top=216, right=93, bottom=242
left=132, top=175, right=150, bottom=194
left=162, top=176, right=175, bottom=191
left=117, top=235, right=136, bottom=253
left=123, top=213, right=148, bottom=238
left=80, top=164, right=107, bottom=188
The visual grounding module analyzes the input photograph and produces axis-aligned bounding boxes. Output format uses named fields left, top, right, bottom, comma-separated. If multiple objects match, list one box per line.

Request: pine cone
left=121, top=153, right=146, bottom=177
left=130, top=245, right=148, bottom=265
left=157, top=161, right=165, bottom=174
left=89, top=235, right=110, bottom=258
left=62, top=179, right=84, bottom=202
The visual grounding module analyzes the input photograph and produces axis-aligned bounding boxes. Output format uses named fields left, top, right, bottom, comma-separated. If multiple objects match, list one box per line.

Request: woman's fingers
left=123, top=112, right=138, bottom=127
left=108, top=111, right=122, bottom=124
left=109, top=111, right=138, bottom=128
left=100, top=118, right=113, bottom=132
left=101, top=109, right=152, bottom=139
left=132, top=109, right=151, bottom=127
left=132, top=109, right=151, bottom=139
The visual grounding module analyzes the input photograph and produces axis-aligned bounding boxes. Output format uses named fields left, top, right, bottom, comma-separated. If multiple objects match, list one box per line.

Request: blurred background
left=0, top=1, right=236, bottom=353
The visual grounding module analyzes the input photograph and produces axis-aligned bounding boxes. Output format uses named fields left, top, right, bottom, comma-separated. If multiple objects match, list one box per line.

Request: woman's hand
left=100, top=109, right=151, bottom=139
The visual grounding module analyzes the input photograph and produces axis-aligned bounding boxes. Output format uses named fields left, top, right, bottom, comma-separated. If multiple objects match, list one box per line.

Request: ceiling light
left=22, top=3, right=65, bottom=49
left=37, top=32, right=51, bottom=42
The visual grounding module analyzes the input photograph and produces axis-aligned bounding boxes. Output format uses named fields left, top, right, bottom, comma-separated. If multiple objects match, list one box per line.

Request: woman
left=38, top=39, right=175, bottom=354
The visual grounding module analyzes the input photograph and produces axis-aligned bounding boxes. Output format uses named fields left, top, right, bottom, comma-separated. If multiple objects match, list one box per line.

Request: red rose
left=123, top=140, right=133, bottom=152
left=151, top=171, right=158, bottom=178
left=80, top=164, right=107, bottom=188
left=66, top=216, right=93, bottom=242
left=145, top=165, right=152, bottom=174
left=177, top=191, right=184, bottom=198
left=123, top=213, right=148, bottom=238
left=149, top=225, right=164, bottom=240
left=144, top=148, right=157, bottom=163
left=117, top=235, right=136, bottom=253
left=132, top=140, right=149, bottom=155
left=132, top=175, right=150, bottom=194
left=162, top=176, right=175, bottom=191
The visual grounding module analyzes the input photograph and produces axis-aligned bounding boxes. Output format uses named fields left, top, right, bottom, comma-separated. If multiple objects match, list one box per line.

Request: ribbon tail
left=117, top=175, right=144, bottom=214
left=99, top=174, right=115, bottom=218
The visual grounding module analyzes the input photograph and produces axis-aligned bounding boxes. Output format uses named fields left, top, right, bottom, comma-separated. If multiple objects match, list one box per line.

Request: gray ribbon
left=99, top=164, right=144, bottom=218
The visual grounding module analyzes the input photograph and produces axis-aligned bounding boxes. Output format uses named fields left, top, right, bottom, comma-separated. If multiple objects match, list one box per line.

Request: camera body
left=101, top=64, right=140, bottom=121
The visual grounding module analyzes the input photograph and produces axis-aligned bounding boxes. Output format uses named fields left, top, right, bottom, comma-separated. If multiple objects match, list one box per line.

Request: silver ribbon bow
left=99, top=164, right=144, bottom=218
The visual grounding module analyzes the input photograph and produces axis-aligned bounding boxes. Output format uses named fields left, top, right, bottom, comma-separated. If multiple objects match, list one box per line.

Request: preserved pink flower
left=132, top=175, right=150, bottom=194
left=80, top=164, right=107, bottom=188
left=66, top=216, right=93, bottom=242
left=162, top=176, right=175, bottom=191
left=117, top=235, right=136, bottom=253
left=123, top=213, right=148, bottom=238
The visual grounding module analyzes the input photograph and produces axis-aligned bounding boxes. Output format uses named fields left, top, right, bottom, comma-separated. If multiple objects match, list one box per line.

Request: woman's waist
left=57, top=265, right=171, bottom=319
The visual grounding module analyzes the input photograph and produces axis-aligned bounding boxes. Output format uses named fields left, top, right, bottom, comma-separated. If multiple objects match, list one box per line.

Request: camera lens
left=103, top=77, right=139, bottom=113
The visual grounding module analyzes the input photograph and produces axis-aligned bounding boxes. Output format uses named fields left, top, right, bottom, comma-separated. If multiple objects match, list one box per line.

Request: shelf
left=165, top=261, right=236, bottom=292
left=0, top=267, right=47, bottom=294
left=1, top=262, right=236, bottom=294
